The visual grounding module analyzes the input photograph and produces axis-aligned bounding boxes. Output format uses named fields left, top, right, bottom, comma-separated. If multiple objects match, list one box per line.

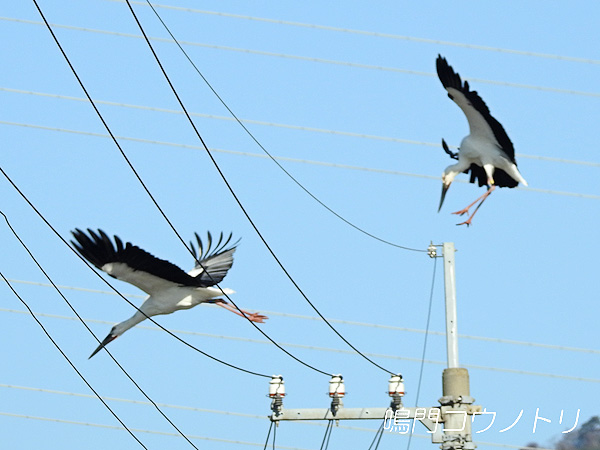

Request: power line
left=2, top=87, right=600, bottom=169
left=406, top=257, right=437, bottom=450
left=30, top=1, right=331, bottom=378
left=0, top=166, right=271, bottom=378
left=1, top=208, right=202, bottom=450
left=3, top=120, right=599, bottom=200
left=124, top=0, right=400, bottom=375
left=143, top=0, right=426, bottom=253
left=0, top=273, right=148, bottom=449
left=3, top=16, right=600, bottom=98
left=0, top=411, right=312, bottom=450
left=119, top=1, right=600, bottom=66
left=4, top=280, right=600, bottom=355
left=2, top=308, right=597, bottom=383
left=0, top=383, right=266, bottom=420
left=0, top=410, right=558, bottom=450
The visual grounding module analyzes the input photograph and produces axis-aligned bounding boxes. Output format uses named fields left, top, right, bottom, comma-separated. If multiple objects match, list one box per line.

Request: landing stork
left=71, top=228, right=267, bottom=358
left=436, top=55, right=527, bottom=225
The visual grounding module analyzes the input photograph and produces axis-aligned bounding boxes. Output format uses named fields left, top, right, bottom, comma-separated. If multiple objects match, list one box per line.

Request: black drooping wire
left=405, top=255, right=438, bottom=450
left=30, top=0, right=331, bottom=377
left=0, top=273, right=149, bottom=450
left=142, top=0, right=427, bottom=255
left=319, top=420, right=334, bottom=450
left=124, top=0, right=397, bottom=376
left=1, top=166, right=268, bottom=379
left=367, top=420, right=386, bottom=450
left=262, top=421, right=274, bottom=450
left=1, top=210, right=203, bottom=450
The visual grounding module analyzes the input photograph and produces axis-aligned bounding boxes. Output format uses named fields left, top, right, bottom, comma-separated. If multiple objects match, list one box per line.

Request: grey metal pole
left=442, top=242, right=459, bottom=369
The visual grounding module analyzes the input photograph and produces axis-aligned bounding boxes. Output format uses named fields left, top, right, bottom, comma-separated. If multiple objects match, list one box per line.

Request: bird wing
left=436, top=55, right=516, bottom=163
left=71, top=228, right=204, bottom=295
left=187, top=231, right=239, bottom=286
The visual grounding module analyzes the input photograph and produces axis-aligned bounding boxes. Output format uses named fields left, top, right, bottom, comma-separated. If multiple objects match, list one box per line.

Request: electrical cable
left=5, top=16, right=600, bottom=99
left=143, top=0, right=426, bottom=253
left=0, top=273, right=149, bottom=450
left=405, top=256, right=437, bottom=450
left=366, top=421, right=385, bottom=450
left=4, top=120, right=600, bottom=200
left=1, top=210, right=206, bottom=450
left=3, top=87, right=600, bottom=168
left=3, top=309, right=598, bottom=382
left=123, top=1, right=600, bottom=66
left=0, top=166, right=270, bottom=378
left=29, top=0, right=332, bottom=378
left=263, top=421, right=274, bottom=450
left=0, top=409, right=558, bottom=450
left=319, top=420, right=334, bottom=450
left=0, top=411, right=314, bottom=450
left=5, top=282, right=600, bottom=355
left=125, top=0, right=400, bottom=375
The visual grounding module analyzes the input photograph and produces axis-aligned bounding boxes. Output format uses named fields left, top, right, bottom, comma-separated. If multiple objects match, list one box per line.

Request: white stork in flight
left=436, top=55, right=528, bottom=225
left=71, top=228, right=267, bottom=358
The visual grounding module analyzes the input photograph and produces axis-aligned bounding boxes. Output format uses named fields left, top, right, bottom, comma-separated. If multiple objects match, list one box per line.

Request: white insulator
left=328, top=374, right=345, bottom=398
left=388, top=374, right=405, bottom=396
left=269, top=375, right=285, bottom=398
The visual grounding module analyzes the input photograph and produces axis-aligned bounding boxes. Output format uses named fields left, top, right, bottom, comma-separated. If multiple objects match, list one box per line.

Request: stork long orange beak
left=89, top=333, right=118, bottom=359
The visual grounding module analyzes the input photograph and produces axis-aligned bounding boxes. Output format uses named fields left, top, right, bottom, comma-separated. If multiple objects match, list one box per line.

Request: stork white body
left=436, top=55, right=527, bottom=225
left=71, top=229, right=266, bottom=358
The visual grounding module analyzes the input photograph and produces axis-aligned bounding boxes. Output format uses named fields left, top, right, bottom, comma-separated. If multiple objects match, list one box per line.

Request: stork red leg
left=456, top=186, right=496, bottom=226
left=216, top=300, right=268, bottom=323
left=452, top=186, right=496, bottom=216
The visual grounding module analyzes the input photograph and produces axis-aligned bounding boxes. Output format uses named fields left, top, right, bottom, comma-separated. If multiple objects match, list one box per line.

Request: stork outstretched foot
left=453, top=186, right=496, bottom=226
left=215, top=300, right=268, bottom=323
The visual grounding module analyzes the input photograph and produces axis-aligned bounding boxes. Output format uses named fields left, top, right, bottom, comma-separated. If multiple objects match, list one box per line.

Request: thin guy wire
left=319, top=420, right=333, bottom=450
left=405, top=257, right=437, bottom=450
left=0, top=166, right=269, bottom=378
left=373, top=424, right=385, bottom=450
left=125, top=0, right=398, bottom=375
left=143, top=0, right=425, bottom=253
left=1, top=210, right=202, bottom=450
left=31, top=0, right=330, bottom=377
left=3, top=120, right=599, bottom=200
left=3, top=87, right=600, bottom=168
left=5, top=16, right=600, bottom=99
left=366, top=421, right=385, bottom=450
left=263, top=421, right=274, bottom=450
left=0, top=274, right=149, bottom=449
left=123, top=1, right=600, bottom=66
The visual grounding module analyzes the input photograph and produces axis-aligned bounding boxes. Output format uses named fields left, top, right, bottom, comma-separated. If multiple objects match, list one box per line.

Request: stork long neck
left=114, top=310, right=148, bottom=336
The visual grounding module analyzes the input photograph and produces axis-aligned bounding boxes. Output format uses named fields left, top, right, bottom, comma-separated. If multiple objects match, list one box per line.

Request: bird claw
left=243, top=312, right=268, bottom=323
left=451, top=208, right=470, bottom=216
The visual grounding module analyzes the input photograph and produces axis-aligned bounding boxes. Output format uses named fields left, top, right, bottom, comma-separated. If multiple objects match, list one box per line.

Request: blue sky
left=1, top=1, right=599, bottom=449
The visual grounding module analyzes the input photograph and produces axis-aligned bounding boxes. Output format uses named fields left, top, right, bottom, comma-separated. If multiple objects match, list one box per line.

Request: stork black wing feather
left=71, top=228, right=206, bottom=287
left=436, top=55, right=517, bottom=164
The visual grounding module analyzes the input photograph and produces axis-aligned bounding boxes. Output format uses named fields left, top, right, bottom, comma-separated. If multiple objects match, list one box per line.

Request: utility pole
left=437, top=242, right=478, bottom=450
left=268, top=242, right=481, bottom=450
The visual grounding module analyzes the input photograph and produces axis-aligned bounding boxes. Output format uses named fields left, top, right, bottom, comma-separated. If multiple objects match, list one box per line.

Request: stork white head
left=439, top=168, right=459, bottom=212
